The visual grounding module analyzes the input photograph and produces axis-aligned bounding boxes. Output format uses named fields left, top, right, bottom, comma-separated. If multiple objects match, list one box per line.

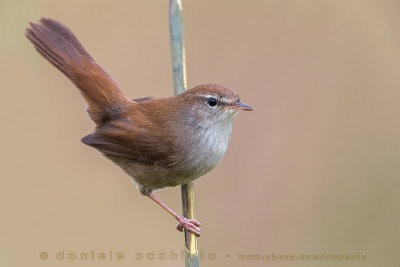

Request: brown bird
left=25, top=18, right=253, bottom=237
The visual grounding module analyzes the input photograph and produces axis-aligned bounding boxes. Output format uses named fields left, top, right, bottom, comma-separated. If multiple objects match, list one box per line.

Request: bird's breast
left=175, top=116, right=234, bottom=181
left=110, top=114, right=236, bottom=193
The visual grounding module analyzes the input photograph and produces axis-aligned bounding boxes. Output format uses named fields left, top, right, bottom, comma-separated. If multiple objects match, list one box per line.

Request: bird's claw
left=176, top=216, right=202, bottom=237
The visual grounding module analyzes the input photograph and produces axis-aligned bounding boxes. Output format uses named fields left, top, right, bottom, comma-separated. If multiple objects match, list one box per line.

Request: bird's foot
left=176, top=216, right=202, bottom=237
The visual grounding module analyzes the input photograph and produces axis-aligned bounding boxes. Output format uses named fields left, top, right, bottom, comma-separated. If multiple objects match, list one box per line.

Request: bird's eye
left=207, top=97, right=218, bottom=107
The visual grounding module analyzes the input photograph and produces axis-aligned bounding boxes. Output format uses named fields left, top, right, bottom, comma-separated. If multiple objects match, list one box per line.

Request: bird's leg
left=146, top=192, right=201, bottom=237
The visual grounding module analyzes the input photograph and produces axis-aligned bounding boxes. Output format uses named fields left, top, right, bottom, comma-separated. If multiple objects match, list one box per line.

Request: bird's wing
left=81, top=118, right=175, bottom=167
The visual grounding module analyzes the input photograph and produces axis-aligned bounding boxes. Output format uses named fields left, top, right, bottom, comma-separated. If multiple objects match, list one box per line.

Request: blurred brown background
left=1, top=0, right=399, bottom=266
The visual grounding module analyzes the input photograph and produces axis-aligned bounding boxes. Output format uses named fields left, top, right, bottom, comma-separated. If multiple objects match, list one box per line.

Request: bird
left=25, top=18, right=253, bottom=237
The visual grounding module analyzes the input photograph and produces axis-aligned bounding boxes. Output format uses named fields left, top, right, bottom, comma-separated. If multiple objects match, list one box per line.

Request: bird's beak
left=225, top=101, right=254, bottom=111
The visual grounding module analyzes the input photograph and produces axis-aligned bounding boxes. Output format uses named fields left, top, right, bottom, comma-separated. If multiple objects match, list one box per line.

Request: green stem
left=169, top=1, right=199, bottom=266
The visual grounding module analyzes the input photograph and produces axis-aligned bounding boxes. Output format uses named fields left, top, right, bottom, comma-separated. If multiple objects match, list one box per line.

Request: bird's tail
left=25, top=18, right=131, bottom=125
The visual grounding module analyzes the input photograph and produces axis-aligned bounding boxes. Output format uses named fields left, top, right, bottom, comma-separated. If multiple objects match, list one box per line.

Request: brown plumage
left=26, top=18, right=253, bottom=237
left=26, top=18, right=131, bottom=125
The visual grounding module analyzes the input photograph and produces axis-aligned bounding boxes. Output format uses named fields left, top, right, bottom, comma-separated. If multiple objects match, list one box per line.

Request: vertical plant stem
left=169, top=1, right=199, bottom=266
left=169, top=0, right=187, bottom=94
